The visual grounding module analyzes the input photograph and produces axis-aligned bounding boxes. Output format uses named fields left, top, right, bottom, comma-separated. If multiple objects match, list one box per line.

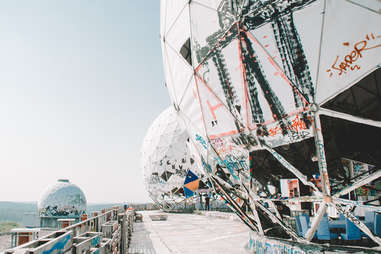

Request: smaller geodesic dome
left=141, top=107, right=207, bottom=209
left=38, top=179, right=87, bottom=219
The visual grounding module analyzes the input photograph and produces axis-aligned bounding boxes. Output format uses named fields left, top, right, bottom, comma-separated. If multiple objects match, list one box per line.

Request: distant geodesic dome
left=141, top=107, right=205, bottom=208
left=38, top=179, right=87, bottom=217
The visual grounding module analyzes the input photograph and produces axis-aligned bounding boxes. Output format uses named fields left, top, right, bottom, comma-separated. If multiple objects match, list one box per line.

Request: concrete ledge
left=148, top=214, right=167, bottom=221
left=197, top=211, right=240, bottom=222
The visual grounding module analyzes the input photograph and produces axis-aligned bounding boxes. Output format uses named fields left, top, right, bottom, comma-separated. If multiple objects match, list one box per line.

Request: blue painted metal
left=316, top=215, right=337, bottom=240
left=361, top=211, right=376, bottom=237
left=299, top=214, right=310, bottom=238
left=42, top=234, right=71, bottom=254
left=295, top=216, right=303, bottom=237
left=375, top=213, right=381, bottom=236
left=365, top=211, right=375, bottom=226
left=329, top=220, right=345, bottom=229
left=340, top=219, right=361, bottom=240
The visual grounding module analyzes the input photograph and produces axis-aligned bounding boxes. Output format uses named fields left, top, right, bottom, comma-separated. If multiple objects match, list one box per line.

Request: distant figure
left=199, top=193, right=204, bottom=210
left=205, top=194, right=210, bottom=211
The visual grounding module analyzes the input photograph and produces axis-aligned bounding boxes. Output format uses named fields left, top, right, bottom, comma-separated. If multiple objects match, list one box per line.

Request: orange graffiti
left=268, top=126, right=281, bottom=137
left=206, top=100, right=223, bottom=120
left=289, top=114, right=308, bottom=132
left=267, top=115, right=311, bottom=137
left=327, top=33, right=381, bottom=78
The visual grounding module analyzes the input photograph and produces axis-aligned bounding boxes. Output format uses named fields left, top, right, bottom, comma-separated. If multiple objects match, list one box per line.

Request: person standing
left=205, top=193, right=210, bottom=211
left=199, top=193, right=204, bottom=210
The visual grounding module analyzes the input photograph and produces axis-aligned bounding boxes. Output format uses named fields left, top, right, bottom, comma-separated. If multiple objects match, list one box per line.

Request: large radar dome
left=160, top=0, right=381, bottom=248
left=141, top=107, right=206, bottom=209
left=38, top=179, right=87, bottom=217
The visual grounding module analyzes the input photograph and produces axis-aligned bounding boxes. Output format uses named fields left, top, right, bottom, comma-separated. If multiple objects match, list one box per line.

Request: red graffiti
left=267, top=115, right=311, bottom=137
left=289, top=114, right=308, bottom=132
left=268, top=126, right=281, bottom=137
left=327, top=33, right=381, bottom=78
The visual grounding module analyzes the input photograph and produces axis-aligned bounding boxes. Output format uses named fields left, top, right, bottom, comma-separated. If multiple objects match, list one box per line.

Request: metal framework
left=160, top=0, right=381, bottom=248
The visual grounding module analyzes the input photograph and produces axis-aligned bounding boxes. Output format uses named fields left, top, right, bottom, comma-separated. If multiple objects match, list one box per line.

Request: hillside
left=0, top=202, right=37, bottom=225
left=0, top=222, right=19, bottom=233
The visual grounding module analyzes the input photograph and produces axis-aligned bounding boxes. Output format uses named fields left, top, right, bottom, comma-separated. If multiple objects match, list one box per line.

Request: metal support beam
left=320, top=107, right=381, bottom=128
left=334, top=169, right=381, bottom=197
left=334, top=202, right=381, bottom=246
left=211, top=176, right=260, bottom=232
left=305, top=202, right=327, bottom=241
left=312, top=111, right=331, bottom=196
left=247, top=190, right=306, bottom=242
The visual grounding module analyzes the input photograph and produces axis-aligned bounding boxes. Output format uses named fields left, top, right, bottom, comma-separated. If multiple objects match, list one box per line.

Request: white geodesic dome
left=38, top=179, right=87, bottom=217
left=141, top=106, right=201, bottom=207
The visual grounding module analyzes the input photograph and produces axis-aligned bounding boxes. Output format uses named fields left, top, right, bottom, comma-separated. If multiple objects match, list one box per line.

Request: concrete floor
left=0, top=234, right=11, bottom=252
left=128, top=211, right=251, bottom=254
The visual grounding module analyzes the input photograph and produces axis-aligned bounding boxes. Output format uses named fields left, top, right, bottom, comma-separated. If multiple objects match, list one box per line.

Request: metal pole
left=305, top=202, right=327, bottom=241
left=311, top=108, right=331, bottom=196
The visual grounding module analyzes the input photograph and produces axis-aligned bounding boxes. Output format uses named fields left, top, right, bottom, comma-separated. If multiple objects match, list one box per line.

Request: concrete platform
left=0, top=234, right=11, bottom=252
left=128, top=211, right=251, bottom=254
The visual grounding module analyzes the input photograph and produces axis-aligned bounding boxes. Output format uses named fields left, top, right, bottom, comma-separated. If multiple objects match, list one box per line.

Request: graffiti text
left=327, top=33, right=381, bottom=78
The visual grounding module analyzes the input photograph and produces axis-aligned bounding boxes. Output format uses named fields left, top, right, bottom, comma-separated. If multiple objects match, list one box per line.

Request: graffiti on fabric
left=261, top=114, right=313, bottom=148
left=210, top=137, right=249, bottom=176
left=214, top=155, right=248, bottom=180
left=194, top=0, right=316, bottom=141
left=327, top=33, right=381, bottom=78
left=211, top=137, right=234, bottom=156
left=196, top=134, right=208, bottom=150
left=230, top=133, right=257, bottom=149
left=267, top=115, right=311, bottom=137
left=195, top=133, right=249, bottom=179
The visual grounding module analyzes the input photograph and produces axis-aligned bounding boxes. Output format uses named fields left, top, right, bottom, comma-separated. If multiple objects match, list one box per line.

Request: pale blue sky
left=0, top=1, right=169, bottom=203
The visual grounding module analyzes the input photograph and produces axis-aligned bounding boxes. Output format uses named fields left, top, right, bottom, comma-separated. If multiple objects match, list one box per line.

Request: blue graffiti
left=214, top=155, right=248, bottom=180
left=195, top=134, right=207, bottom=149
left=91, top=236, right=100, bottom=247
left=201, top=157, right=212, bottom=173
left=249, top=238, right=311, bottom=254
left=42, top=234, right=71, bottom=254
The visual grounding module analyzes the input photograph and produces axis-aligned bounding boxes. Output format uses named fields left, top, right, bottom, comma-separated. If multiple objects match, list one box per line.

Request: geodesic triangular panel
left=184, top=187, right=194, bottom=198
left=161, top=171, right=173, bottom=182
left=141, top=106, right=209, bottom=209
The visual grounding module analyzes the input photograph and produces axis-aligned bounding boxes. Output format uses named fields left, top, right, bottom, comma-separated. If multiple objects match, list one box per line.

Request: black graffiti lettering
left=231, top=133, right=258, bottom=149
left=195, top=0, right=316, bottom=140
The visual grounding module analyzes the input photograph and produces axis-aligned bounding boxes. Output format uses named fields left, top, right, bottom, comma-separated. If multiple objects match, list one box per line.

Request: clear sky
left=0, top=1, right=169, bottom=203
